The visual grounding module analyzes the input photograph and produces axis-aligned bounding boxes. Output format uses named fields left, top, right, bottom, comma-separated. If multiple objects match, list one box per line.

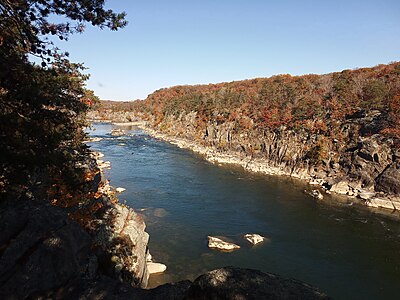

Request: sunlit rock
left=244, top=234, right=265, bottom=245
left=116, top=187, right=126, bottom=193
left=330, top=181, right=350, bottom=195
left=207, top=236, right=240, bottom=251
left=98, top=160, right=111, bottom=169
left=111, top=129, right=125, bottom=136
left=147, top=262, right=167, bottom=274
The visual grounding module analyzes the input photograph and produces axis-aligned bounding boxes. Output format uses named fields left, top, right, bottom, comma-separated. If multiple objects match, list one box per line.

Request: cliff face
left=0, top=152, right=150, bottom=298
left=142, top=110, right=399, bottom=209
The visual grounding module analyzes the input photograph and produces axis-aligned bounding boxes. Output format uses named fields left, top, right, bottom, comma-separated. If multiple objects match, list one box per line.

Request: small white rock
left=116, top=187, right=126, bottom=193
left=207, top=236, right=240, bottom=251
left=244, top=234, right=265, bottom=245
left=147, top=262, right=167, bottom=274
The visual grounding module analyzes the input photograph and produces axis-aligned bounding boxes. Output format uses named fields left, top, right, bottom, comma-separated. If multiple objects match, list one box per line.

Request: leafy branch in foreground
left=0, top=1, right=126, bottom=201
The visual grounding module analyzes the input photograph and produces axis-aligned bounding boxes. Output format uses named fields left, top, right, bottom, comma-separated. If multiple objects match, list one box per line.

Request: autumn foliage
left=129, top=62, right=400, bottom=139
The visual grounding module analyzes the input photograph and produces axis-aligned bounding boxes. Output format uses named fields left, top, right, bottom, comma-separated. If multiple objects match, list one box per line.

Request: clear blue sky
left=56, top=0, right=400, bottom=100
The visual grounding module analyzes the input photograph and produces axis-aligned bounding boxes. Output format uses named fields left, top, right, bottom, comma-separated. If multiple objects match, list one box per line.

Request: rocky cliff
left=136, top=110, right=399, bottom=212
left=0, top=150, right=151, bottom=298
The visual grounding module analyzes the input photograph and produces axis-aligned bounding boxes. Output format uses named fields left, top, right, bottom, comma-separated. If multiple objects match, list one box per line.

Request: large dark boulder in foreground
left=0, top=198, right=93, bottom=299
left=184, top=267, right=331, bottom=300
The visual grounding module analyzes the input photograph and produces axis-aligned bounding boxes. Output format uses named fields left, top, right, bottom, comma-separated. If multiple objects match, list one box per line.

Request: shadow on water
left=87, top=123, right=400, bottom=300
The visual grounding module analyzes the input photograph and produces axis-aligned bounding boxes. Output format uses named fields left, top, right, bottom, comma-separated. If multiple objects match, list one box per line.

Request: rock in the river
left=244, top=234, right=265, bottom=245
left=305, top=189, right=324, bottom=200
left=111, top=128, right=125, bottom=136
left=116, top=187, right=126, bottom=193
left=207, top=236, right=240, bottom=251
left=185, top=266, right=331, bottom=300
left=147, top=262, right=167, bottom=274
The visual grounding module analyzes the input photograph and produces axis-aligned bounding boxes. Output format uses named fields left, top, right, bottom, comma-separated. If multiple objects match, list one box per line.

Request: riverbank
left=122, top=120, right=400, bottom=215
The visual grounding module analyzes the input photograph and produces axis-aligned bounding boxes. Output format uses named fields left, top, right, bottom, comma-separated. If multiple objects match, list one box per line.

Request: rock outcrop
left=0, top=198, right=93, bottom=299
left=208, top=236, right=241, bottom=251
left=184, top=267, right=330, bottom=300
left=244, top=234, right=265, bottom=245
left=0, top=151, right=151, bottom=298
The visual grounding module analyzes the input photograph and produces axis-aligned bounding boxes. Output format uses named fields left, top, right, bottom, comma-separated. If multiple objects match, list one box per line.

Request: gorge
left=86, top=122, right=400, bottom=300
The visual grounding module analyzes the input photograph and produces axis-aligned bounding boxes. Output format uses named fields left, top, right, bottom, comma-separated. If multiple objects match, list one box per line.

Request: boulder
left=375, top=162, right=400, bottom=195
left=185, top=267, right=331, bottom=300
left=0, top=198, right=92, bottom=299
left=207, top=236, right=240, bottom=251
left=330, top=181, right=350, bottom=195
left=244, top=234, right=265, bottom=245
left=116, top=187, right=126, bottom=193
left=147, top=262, right=167, bottom=274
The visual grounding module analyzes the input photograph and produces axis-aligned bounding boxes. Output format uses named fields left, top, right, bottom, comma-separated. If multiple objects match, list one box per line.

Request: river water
left=88, top=123, right=400, bottom=299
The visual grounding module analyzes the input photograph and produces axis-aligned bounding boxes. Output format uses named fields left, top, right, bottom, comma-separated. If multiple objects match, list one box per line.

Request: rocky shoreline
left=124, top=120, right=400, bottom=215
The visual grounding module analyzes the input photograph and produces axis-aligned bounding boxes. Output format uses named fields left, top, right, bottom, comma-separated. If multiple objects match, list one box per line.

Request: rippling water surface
left=88, top=123, right=400, bottom=299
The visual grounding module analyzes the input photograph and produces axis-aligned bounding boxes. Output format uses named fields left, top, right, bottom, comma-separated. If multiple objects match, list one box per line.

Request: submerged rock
left=244, top=233, right=265, bottom=245
left=207, top=236, right=240, bottom=251
left=153, top=208, right=168, bottom=218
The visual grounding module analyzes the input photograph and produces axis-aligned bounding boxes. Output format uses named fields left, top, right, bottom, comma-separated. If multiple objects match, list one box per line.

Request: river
left=87, top=123, right=400, bottom=299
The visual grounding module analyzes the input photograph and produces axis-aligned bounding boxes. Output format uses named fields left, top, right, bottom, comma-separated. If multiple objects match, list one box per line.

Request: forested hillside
left=139, top=62, right=400, bottom=139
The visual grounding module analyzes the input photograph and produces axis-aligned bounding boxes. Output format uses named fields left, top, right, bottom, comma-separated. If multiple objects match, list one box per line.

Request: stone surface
left=0, top=198, right=93, bottom=299
left=375, top=162, right=400, bottom=195
left=208, top=236, right=240, bottom=251
left=147, top=262, right=167, bottom=274
left=244, top=234, right=265, bottom=245
left=185, top=267, right=331, bottom=300
left=330, top=181, right=350, bottom=195
left=116, top=187, right=126, bottom=193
